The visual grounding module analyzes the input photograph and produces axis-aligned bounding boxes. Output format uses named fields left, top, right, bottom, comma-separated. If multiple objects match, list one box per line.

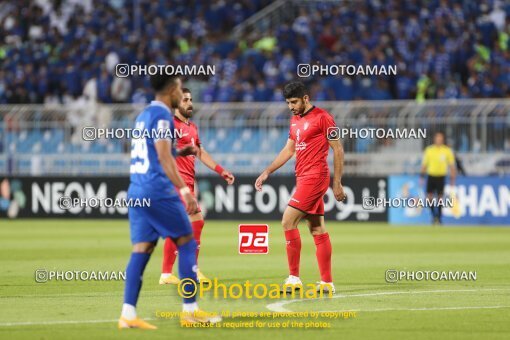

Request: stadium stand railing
left=1, top=100, right=509, bottom=176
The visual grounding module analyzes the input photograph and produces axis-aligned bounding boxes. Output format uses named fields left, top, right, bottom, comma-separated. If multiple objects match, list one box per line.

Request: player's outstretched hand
left=178, top=145, right=199, bottom=157
left=333, top=181, right=346, bottom=201
left=222, top=170, right=235, bottom=185
left=254, top=170, right=269, bottom=192
left=183, top=192, right=198, bottom=214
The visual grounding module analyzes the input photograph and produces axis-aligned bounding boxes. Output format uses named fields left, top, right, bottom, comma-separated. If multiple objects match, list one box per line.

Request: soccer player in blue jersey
left=118, top=74, right=221, bottom=329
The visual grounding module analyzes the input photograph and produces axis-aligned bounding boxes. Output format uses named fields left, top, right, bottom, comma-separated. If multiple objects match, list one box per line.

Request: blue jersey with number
left=128, top=101, right=178, bottom=200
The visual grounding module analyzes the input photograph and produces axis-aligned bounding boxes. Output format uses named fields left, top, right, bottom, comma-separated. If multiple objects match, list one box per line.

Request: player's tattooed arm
left=255, top=139, right=295, bottom=191
left=328, top=139, right=345, bottom=201
left=155, top=139, right=197, bottom=214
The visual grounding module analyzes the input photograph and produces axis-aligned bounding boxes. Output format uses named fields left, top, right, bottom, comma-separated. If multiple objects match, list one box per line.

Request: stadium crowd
left=0, top=0, right=509, bottom=105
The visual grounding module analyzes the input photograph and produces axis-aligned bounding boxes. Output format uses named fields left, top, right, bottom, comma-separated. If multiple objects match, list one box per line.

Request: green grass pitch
left=1, top=219, right=509, bottom=339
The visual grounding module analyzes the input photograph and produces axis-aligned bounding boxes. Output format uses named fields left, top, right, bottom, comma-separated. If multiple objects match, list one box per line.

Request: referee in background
left=420, top=131, right=456, bottom=225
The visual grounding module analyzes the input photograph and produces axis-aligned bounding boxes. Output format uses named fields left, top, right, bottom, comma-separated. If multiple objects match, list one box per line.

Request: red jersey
left=174, top=116, right=201, bottom=186
left=288, top=106, right=336, bottom=177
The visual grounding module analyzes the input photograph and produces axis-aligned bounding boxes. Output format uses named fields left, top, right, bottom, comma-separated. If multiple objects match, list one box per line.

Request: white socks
left=121, top=303, right=137, bottom=320
left=182, top=302, right=198, bottom=312
left=161, top=273, right=172, bottom=279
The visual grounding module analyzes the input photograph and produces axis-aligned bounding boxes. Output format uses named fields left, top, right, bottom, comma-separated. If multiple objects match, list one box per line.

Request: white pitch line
left=266, top=288, right=510, bottom=312
left=1, top=289, right=509, bottom=327
left=0, top=317, right=156, bottom=327
left=320, top=306, right=510, bottom=313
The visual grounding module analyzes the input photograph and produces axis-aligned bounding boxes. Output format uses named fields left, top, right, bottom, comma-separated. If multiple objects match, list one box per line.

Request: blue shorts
left=128, top=196, right=192, bottom=244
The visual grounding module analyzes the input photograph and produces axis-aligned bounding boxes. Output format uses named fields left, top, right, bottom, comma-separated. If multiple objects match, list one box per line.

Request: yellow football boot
left=180, top=310, right=221, bottom=326
left=118, top=317, right=157, bottom=330
left=159, top=274, right=180, bottom=285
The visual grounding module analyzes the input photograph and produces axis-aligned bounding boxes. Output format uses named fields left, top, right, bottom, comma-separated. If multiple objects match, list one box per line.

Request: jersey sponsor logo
left=295, top=128, right=307, bottom=151
left=239, top=224, right=269, bottom=254
left=295, top=142, right=307, bottom=151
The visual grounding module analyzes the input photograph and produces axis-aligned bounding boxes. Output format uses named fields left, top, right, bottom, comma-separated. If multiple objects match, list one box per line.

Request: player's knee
left=190, top=212, right=203, bottom=222
left=309, top=225, right=325, bottom=235
left=281, top=218, right=296, bottom=231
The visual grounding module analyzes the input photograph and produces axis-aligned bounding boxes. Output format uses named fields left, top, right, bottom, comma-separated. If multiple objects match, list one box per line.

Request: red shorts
left=177, top=181, right=201, bottom=214
left=288, top=174, right=330, bottom=215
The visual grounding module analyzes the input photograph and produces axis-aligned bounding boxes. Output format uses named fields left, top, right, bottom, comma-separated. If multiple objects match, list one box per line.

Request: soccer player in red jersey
left=159, top=88, right=235, bottom=285
left=255, top=81, right=345, bottom=294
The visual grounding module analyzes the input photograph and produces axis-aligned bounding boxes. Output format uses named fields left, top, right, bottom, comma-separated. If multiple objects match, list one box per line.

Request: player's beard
left=179, top=106, right=193, bottom=119
left=293, top=104, right=306, bottom=115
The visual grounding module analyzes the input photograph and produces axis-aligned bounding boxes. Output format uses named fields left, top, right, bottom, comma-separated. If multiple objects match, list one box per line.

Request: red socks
left=162, top=237, right=178, bottom=274
left=284, top=229, right=302, bottom=277
left=161, top=220, right=205, bottom=274
left=192, top=220, right=205, bottom=262
left=313, top=233, right=332, bottom=282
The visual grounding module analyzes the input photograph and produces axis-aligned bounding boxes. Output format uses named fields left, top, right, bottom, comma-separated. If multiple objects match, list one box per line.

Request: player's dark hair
left=150, top=74, right=179, bottom=93
left=283, top=81, right=308, bottom=99
left=182, top=87, right=191, bottom=94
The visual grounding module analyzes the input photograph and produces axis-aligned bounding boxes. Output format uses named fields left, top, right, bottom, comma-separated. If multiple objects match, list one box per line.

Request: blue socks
left=178, top=239, right=198, bottom=304
left=123, top=252, right=151, bottom=306
left=123, top=239, right=197, bottom=307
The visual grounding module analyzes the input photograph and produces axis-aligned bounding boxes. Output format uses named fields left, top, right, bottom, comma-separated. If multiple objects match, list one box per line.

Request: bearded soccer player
left=255, top=81, right=345, bottom=294
left=159, top=88, right=235, bottom=285
left=120, top=75, right=220, bottom=329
